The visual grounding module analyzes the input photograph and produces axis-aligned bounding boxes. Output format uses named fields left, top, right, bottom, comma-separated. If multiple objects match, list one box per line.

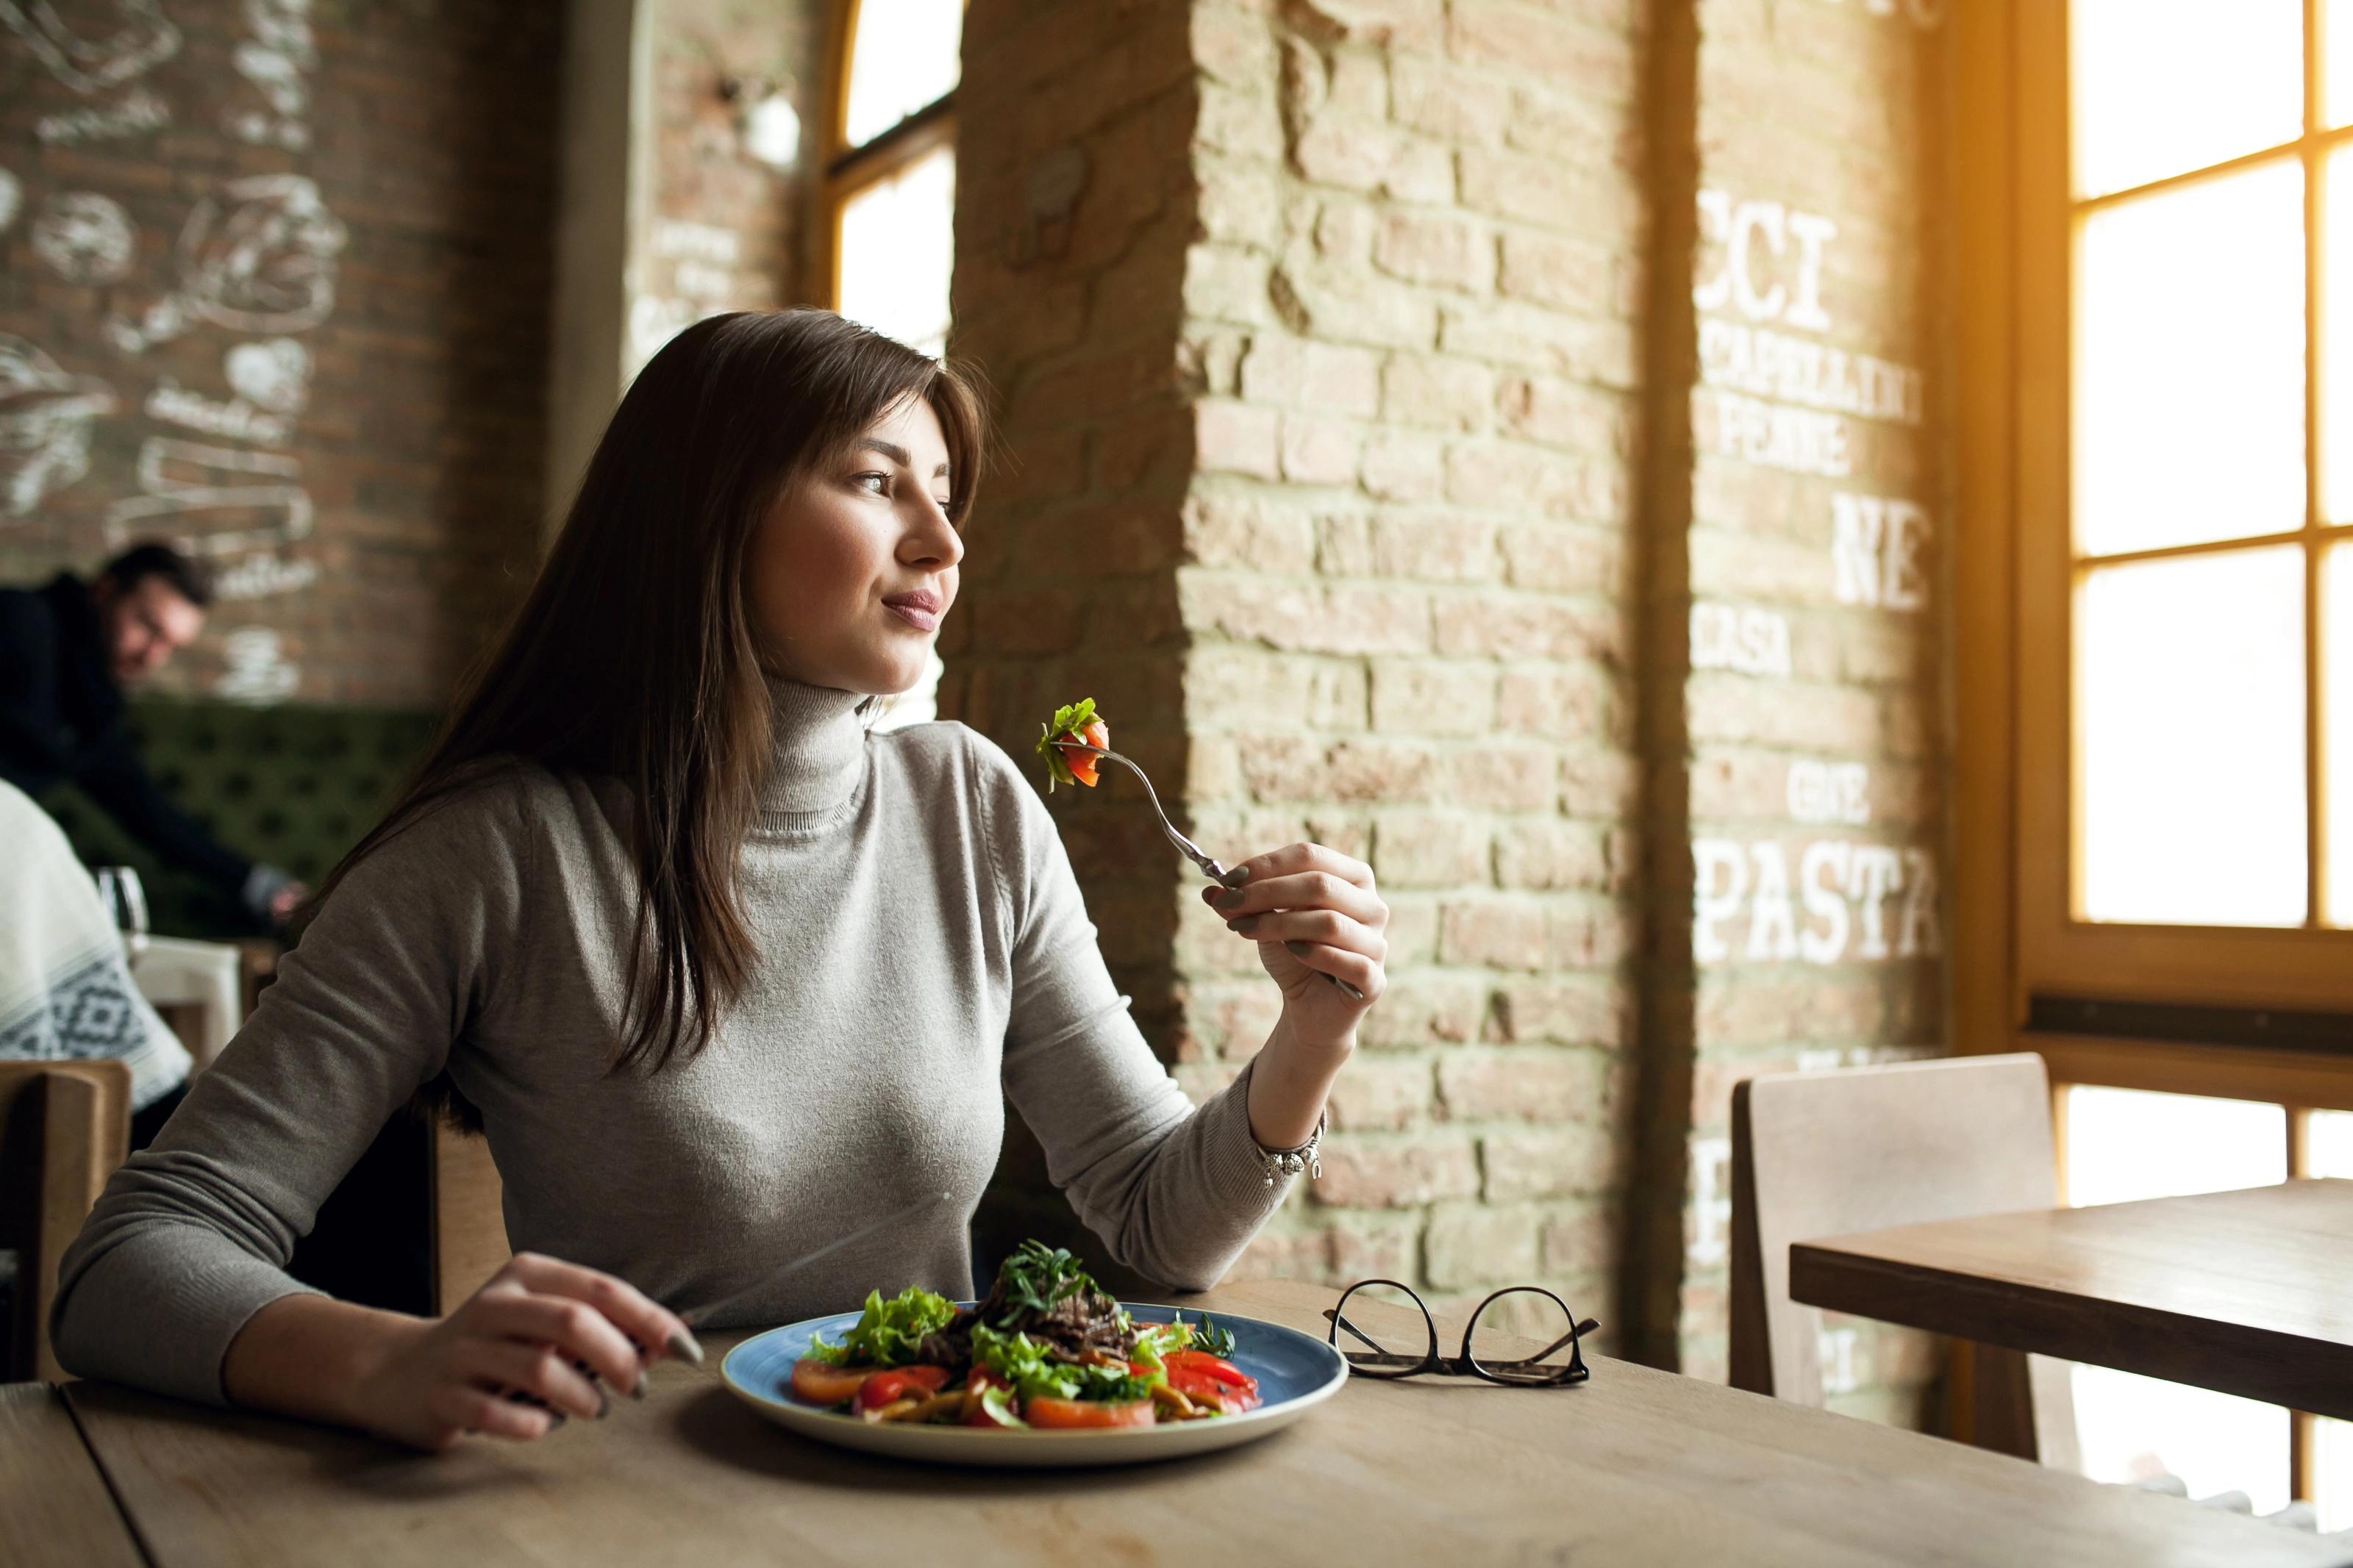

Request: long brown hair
left=324, top=309, right=983, bottom=1074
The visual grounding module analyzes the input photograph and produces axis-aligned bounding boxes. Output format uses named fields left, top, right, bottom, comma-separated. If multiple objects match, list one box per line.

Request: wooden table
left=26, top=1279, right=2349, bottom=1567
left=1790, top=1178, right=2353, bottom=1420
left=0, top=1383, right=143, bottom=1567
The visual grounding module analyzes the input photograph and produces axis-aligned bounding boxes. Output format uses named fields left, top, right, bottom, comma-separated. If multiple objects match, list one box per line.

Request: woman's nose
left=901, top=497, right=964, bottom=568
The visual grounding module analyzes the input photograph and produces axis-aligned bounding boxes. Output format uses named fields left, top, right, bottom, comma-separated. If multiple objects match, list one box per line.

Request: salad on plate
left=787, top=1240, right=1262, bottom=1429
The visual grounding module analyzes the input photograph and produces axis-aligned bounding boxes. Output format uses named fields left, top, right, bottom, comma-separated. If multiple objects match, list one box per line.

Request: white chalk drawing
left=211, top=551, right=315, bottom=599
left=214, top=625, right=297, bottom=704
left=103, top=436, right=311, bottom=558
left=35, top=85, right=167, bottom=143
left=1690, top=601, right=1792, bottom=677
left=1830, top=493, right=1929, bottom=610
left=1692, top=837, right=1940, bottom=965
left=651, top=220, right=740, bottom=265
left=0, top=167, right=21, bottom=231
left=224, top=0, right=314, bottom=150
left=223, top=337, right=308, bottom=412
left=0, top=0, right=181, bottom=96
left=1788, top=759, right=1871, bottom=826
left=1699, top=321, right=1921, bottom=425
left=31, top=190, right=136, bottom=284
left=0, top=333, right=118, bottom=515
left=1688, top=1135, right=1732, bottom=1267
left=107, top=175, right=346, bottom=354
left=143, top=380, right=291, bottom=445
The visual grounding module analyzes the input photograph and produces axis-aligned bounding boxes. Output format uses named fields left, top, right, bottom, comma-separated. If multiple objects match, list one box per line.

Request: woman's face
left=749, top=395, right=962, bottom=695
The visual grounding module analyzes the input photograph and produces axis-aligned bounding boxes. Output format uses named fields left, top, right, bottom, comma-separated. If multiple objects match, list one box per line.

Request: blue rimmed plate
left=721, top=1302, right=1349, bottom=1468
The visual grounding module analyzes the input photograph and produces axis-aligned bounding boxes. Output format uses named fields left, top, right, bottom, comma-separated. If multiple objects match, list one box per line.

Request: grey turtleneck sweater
left=53, top=684, right=1286, bottom=1407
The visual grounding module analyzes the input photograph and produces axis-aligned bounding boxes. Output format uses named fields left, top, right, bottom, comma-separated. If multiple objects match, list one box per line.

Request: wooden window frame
left=815, top=0, right=958, bottom=315
left=1959, top=0, right=2352, bottom=1506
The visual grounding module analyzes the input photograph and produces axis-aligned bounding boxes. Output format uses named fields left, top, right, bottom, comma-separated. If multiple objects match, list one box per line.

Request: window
left=823, top=0, right=960, bottom=355
left=2003, top=0, right=2353, bottom=1014
left=821, top=0, right=960, bottom=731
left=1962, top=1, right=2353, bottom=1522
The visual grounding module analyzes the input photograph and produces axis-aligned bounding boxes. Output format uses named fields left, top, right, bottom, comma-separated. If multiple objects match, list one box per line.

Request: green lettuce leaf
left=1032, top=698, right=1100, bottom=792
left=970, top=1325, right=1154, bottom=1406
left=807, top=1285, right=957, bottom=1368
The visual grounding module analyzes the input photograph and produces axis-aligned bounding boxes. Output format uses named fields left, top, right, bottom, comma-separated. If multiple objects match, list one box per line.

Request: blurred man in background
left=0, top=543, right=303, bottom=926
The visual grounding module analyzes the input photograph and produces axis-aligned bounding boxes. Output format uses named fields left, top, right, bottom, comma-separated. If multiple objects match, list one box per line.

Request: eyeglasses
left=1325, top=1278, right=1598, bottom=1387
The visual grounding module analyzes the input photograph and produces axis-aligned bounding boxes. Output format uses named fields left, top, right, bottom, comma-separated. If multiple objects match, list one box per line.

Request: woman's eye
left=855, top=471, right=889, bottom=494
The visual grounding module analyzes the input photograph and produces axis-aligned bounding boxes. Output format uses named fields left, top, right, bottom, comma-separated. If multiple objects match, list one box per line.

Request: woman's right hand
left=224, top=1252, right=699, bottom=1452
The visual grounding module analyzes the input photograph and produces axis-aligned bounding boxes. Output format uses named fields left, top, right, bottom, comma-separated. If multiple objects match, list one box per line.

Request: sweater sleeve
left=49, top=777, right=534, bottom=1406
left=976, top=737, right=1289, bottom=1292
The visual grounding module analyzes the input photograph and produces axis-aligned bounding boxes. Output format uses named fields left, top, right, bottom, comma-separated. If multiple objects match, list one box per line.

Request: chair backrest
left=1729, top=1052, right=2079, bottom=1467
left=0, top=1061, right=132, bottom=1382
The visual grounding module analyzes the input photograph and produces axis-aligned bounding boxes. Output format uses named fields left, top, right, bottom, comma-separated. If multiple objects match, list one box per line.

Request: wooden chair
left=0, top=1062, right=132, bottom=1383
left=1729, top=1052, right=2081, bottom=1468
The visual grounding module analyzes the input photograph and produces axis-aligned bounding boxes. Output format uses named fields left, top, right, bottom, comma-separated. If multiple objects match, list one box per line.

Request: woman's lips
left=884, top=591, right=942, bottom=632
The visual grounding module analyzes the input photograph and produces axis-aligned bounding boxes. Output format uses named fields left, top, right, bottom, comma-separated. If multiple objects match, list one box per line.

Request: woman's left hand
left=1202, top=842, right=1388, bottom=1042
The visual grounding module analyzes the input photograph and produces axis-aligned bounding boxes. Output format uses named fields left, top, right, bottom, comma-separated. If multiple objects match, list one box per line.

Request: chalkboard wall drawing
left=0, top=334, right=118, bottom=515
left=30, top=190, right=135, bottom=282
left=0, top=0, right=182, bottom=96
left=102, top=436, right=310, bottom=559
left=0, top=166, right=18, bottom=229
left=107, top=174, right=345, bottom=354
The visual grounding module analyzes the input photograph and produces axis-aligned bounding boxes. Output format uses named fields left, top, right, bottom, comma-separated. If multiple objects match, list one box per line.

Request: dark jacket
left=0, top=573, right=251, bottom=891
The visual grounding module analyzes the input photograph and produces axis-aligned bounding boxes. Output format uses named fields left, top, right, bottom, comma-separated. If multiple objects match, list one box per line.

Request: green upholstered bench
left=39, top=700, right=443, bottom=940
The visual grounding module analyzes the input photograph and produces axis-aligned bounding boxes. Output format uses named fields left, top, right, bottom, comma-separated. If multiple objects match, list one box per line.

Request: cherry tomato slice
left=1025, top=1395, right=1156, bottom=1429
left=852, top=1364, right=951, bottom=1414
left=963, top=1367, right=1023, bottom=1427
left=790, top=1358, right=878, bottom=1407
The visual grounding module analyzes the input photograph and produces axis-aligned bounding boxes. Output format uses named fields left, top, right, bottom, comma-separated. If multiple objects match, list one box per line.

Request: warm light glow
left=2328, top=545, right=2353, bottom=925
left=2079, top=548, right=2308, bottom=926
left=2077, top=162, right=2306, bottom=558
left=2065, top=1086, right=2290, bottom=1514
left=837, top=143, right=954, bottom=357
left=2072, top=0, right=2302, bottom=198
left=843, top=0, right=961, bottom=149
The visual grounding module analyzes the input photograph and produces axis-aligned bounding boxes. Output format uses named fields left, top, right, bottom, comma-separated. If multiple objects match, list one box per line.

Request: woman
left=52, top=310, right=1388, bottom=1450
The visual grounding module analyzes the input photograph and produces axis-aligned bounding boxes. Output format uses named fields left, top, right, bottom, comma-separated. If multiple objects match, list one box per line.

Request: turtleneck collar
left=760, top=678, right=869, bottom=823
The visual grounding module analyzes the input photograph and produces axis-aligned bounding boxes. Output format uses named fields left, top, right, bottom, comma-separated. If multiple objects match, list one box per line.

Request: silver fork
left=1064, top=742, right=1366, bottom=1001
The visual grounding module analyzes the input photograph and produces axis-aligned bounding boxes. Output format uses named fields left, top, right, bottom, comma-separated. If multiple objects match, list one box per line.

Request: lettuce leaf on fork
left=1033, top=698, right=1101, bottom=792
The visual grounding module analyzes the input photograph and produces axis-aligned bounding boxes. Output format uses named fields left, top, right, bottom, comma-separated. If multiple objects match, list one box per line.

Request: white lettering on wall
left=1690, top=601, right=1793, bottom=677
left=1788, top=760, right=1871, bottom=824
left=1699, top=320, right=1922, bottom=425
left=1705, top=390, right=1852, bottom=476
left=1693, top=837, right=1941, bottom=964
left=1831, top=493, right=1930, bottom=610
left=1689, top=1135, right=1733, bottom=1267
left=0, top=333, right=116, bottom=515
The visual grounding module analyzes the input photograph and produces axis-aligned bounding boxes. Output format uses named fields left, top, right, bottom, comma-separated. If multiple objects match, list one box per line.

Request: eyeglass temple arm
left=1462, top=1316, right=1602, bottom=1364
left=1321, top=1306, right=1402, bottom=1357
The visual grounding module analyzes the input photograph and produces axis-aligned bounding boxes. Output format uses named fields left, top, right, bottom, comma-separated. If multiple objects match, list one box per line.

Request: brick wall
left=0, top=0, right=563, bottom=709
left=951, top=0, right=1954, bottom=1420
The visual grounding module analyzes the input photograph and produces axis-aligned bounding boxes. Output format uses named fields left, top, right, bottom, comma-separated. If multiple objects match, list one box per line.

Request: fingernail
left=632, top=1370, right=649, bottom=1400
left=546, top=1411, right=567, bottom=1430
left=1228, top=915, right=1259, bottom=934
left=1223, top=866, right=1252, bottom=887
left=1213, top=889, right=1247, bottom=912
left=668, top=1328, right=707, bottom=1367
left=596, top=1388, right=611, bottom=1420
left=1285, top=940, right=1312, bottom=957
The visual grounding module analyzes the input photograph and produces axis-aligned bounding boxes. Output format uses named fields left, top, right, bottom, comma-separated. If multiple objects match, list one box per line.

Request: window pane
left=2328, top=543, right=2353, bottom=924
left=2313, top=1109, right=2353, bottom=1175
left=837, top=143, right=955, bottom=357
left=2065, top=1086, right=2286, bottom=1205
left=2323, top=149, right=2353, bottom=522
left=843, top=0, right=962, bottom=149
left=2074, top=0, right=2302, bottom=198
left=2072, top=1366, right=2293, bottom=1514
left=2077, top=163, right=2307, bottom=557
left=2079, top=547, right=2307, bottom=926
left=2331, top=0, right=2353, bottom=127
left=2324, top=1415, right=2353, bottom=1533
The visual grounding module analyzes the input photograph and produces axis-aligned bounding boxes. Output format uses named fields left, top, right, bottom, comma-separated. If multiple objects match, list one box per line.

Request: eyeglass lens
left=1464, top=1286, right=1588, bottom=1385
left=1331, top=1280, right=1437, bottom=1378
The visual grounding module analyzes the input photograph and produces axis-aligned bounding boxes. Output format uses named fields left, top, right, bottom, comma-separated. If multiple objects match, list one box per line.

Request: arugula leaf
left=806, top=1285, right=957, bottom=1367
left=1192, top=1313, right=1238, bottom=1359
left=1032, top=699, right=1100, bottom=793
left=990, top=1238, right=1098, bottom=1322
